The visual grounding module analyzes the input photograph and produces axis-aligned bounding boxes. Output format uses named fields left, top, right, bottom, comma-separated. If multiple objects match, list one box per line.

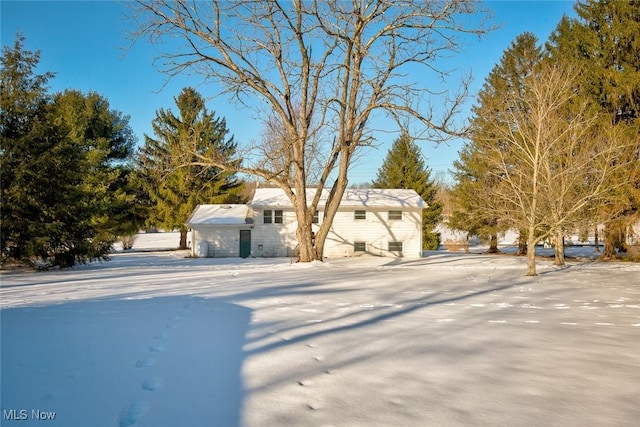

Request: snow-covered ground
left=1, top=233, right=639, bottom=426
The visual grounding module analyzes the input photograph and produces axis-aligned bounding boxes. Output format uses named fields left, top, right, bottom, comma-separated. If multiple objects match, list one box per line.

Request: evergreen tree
left=139, top=87, right=244, bottom=249
left=455, top=29, right=631, bottom=275
left=451, top=33, right=544, bottom=254
left=51, top=89, right=138, bottom=249
left=1, top=35, right=138, bottom=267
left=1, top=35, right=81, bottom=265
left=373, top=133, right=442, bottom=250
left=547, top=0, right=640, bottom=260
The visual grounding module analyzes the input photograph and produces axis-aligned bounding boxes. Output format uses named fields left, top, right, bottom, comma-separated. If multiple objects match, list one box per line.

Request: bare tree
left=255, top=107, right=329, bottom=186
left=130, top=0, right=491, bottom=261
left=480, top=60, right=633, bottom=275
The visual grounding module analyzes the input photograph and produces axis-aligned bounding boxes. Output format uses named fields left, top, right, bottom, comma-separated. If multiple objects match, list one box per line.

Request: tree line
left=0, top=36, right=244, bottom=268
left=126, top=0, right=637, bottom=273
left=450, top=0, right=639, bottom=275
left=2, top=1, right=638, bottom=274
left=1, top=36, right=142, bottom=267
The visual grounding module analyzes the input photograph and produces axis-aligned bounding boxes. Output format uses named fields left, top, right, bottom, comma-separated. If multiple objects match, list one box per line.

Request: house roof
left=186, top=204, right=252, bottom=226
left=250, top=188, right=425, bottom=209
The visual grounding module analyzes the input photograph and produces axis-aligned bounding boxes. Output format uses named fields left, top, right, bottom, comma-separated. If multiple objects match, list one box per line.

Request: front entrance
left=239, top=230, right=251, bottom=258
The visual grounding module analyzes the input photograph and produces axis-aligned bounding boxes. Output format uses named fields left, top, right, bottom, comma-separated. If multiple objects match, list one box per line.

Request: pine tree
left=0, top=35, right=83, bottom=265
left=456, top=29, right=631, bottom=275
left=51, top=89, right=138, bottom=250
left=373, top=133, right=442, bottom=250
left=1, top=35, right=139, bottom=267
left=451, top=33, right=543, bottom=254
left=547, top=0, right=640, bottom=260
left=139, top=87, right=244, bottom=249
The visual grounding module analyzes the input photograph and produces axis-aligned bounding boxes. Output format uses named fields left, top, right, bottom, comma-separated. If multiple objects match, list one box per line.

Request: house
left=186, top=204, right=253, bottom=258
left=187, top=187, right=425, bottom=259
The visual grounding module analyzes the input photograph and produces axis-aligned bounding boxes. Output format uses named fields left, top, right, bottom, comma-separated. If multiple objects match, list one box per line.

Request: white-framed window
left=263, top=210, right=272, bottom=224
left=274, top=210, right=283, bottom=224
left=354, top=242, right=366, bottom=252
left=388, top=241, right=403, bottom=252
left=312, top=210, right=320, bottom=224
left=388, top=210, right=402, bottom=220
left=354, top=210, right=366, bottom=220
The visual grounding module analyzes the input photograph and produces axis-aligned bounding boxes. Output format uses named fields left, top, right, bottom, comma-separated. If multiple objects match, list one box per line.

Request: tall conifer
left=451, top=33, right=543, bottom=254
left=139, top=87, right=244, bottom=249
left=1, top=36, right=138, bottom=266
left=373, top=133, right=442, bottom=250
left=547, top=0, right=640, bottom=260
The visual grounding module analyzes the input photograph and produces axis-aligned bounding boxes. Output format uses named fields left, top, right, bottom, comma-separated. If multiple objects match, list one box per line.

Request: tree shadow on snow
left=244, top=281, right=519, bottom=358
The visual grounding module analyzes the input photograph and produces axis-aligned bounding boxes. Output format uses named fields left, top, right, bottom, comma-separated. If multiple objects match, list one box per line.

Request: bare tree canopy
left=130, top=0, right=492, bottom=261
left=475, top=60, right=634, bottom=275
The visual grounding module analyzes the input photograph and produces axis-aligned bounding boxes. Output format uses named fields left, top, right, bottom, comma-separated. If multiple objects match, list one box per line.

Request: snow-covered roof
left=186, top=204, right=252, bottom=226
left=250, top=188, right=425, bottom=209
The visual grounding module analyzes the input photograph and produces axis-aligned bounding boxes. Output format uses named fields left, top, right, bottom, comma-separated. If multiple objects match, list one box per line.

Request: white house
left=186, top=204, right=253, bottom=258
left=187, top=187, right=425, bottom=259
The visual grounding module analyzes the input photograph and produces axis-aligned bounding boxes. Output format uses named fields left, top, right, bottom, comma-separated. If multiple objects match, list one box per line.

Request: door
left=239, top=230, right=251, bottom=258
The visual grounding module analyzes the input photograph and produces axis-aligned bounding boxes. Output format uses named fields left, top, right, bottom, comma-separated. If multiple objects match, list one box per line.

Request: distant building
left=187, top=188, right=425, bottom=258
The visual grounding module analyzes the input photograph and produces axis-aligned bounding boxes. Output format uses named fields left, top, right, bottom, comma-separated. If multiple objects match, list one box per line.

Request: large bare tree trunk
left=312, top=151, right=351, bottom=261
left=296, top=222, right=315, bottom=262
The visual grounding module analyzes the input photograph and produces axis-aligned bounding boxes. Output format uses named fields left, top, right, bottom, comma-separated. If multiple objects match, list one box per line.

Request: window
left=354, top=210, right=366, bottom=220
left=388, top=241, right=403, bottom=252
left=264, top=209, right=283, bottom=224
left=312, top=210, right=320, bottom=224
left=274, top=210, right=283, bottom=224
left=388, top=210, right=402, bottom=220
left=354, top=242, right=366, bottom=252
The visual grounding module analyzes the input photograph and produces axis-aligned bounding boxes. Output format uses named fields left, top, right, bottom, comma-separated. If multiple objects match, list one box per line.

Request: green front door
left=239, top=230, right=251, bottom=258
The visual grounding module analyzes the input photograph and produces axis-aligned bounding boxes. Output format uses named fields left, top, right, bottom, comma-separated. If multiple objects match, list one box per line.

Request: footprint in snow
left=153, top=331, right=168, bottom=340
left=148, top=344, right=164, bottom=353
left=141, top=377, right=162, bottom=392
left=118, top=401, right=149, bottom=427
left=135, top=358, right=155, bottom=369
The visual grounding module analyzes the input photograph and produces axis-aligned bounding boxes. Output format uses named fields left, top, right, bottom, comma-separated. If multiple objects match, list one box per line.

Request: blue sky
left=1, top=1, right=577, bottom=184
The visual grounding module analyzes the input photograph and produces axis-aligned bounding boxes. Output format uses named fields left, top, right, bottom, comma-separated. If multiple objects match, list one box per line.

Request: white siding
left=249, top=207, right=422, bottom=258
left=193, top=226, right=248, bottom=257
left=323, top=207, right=422, bottom=258
left=251, top=209, right=298, bottom=257
left=188, top=189, right=425, bottom=259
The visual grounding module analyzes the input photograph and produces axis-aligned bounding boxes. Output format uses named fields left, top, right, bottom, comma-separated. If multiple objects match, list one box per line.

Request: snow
left=2, top=233, right=639, bottom=426
left=186, top=205, right=251, bottom=226
left=250, top=187, right=424, bottom=208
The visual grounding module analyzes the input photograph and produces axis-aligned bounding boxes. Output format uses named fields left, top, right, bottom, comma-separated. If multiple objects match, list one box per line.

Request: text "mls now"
left=3, top=409, right=57, bottom=421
